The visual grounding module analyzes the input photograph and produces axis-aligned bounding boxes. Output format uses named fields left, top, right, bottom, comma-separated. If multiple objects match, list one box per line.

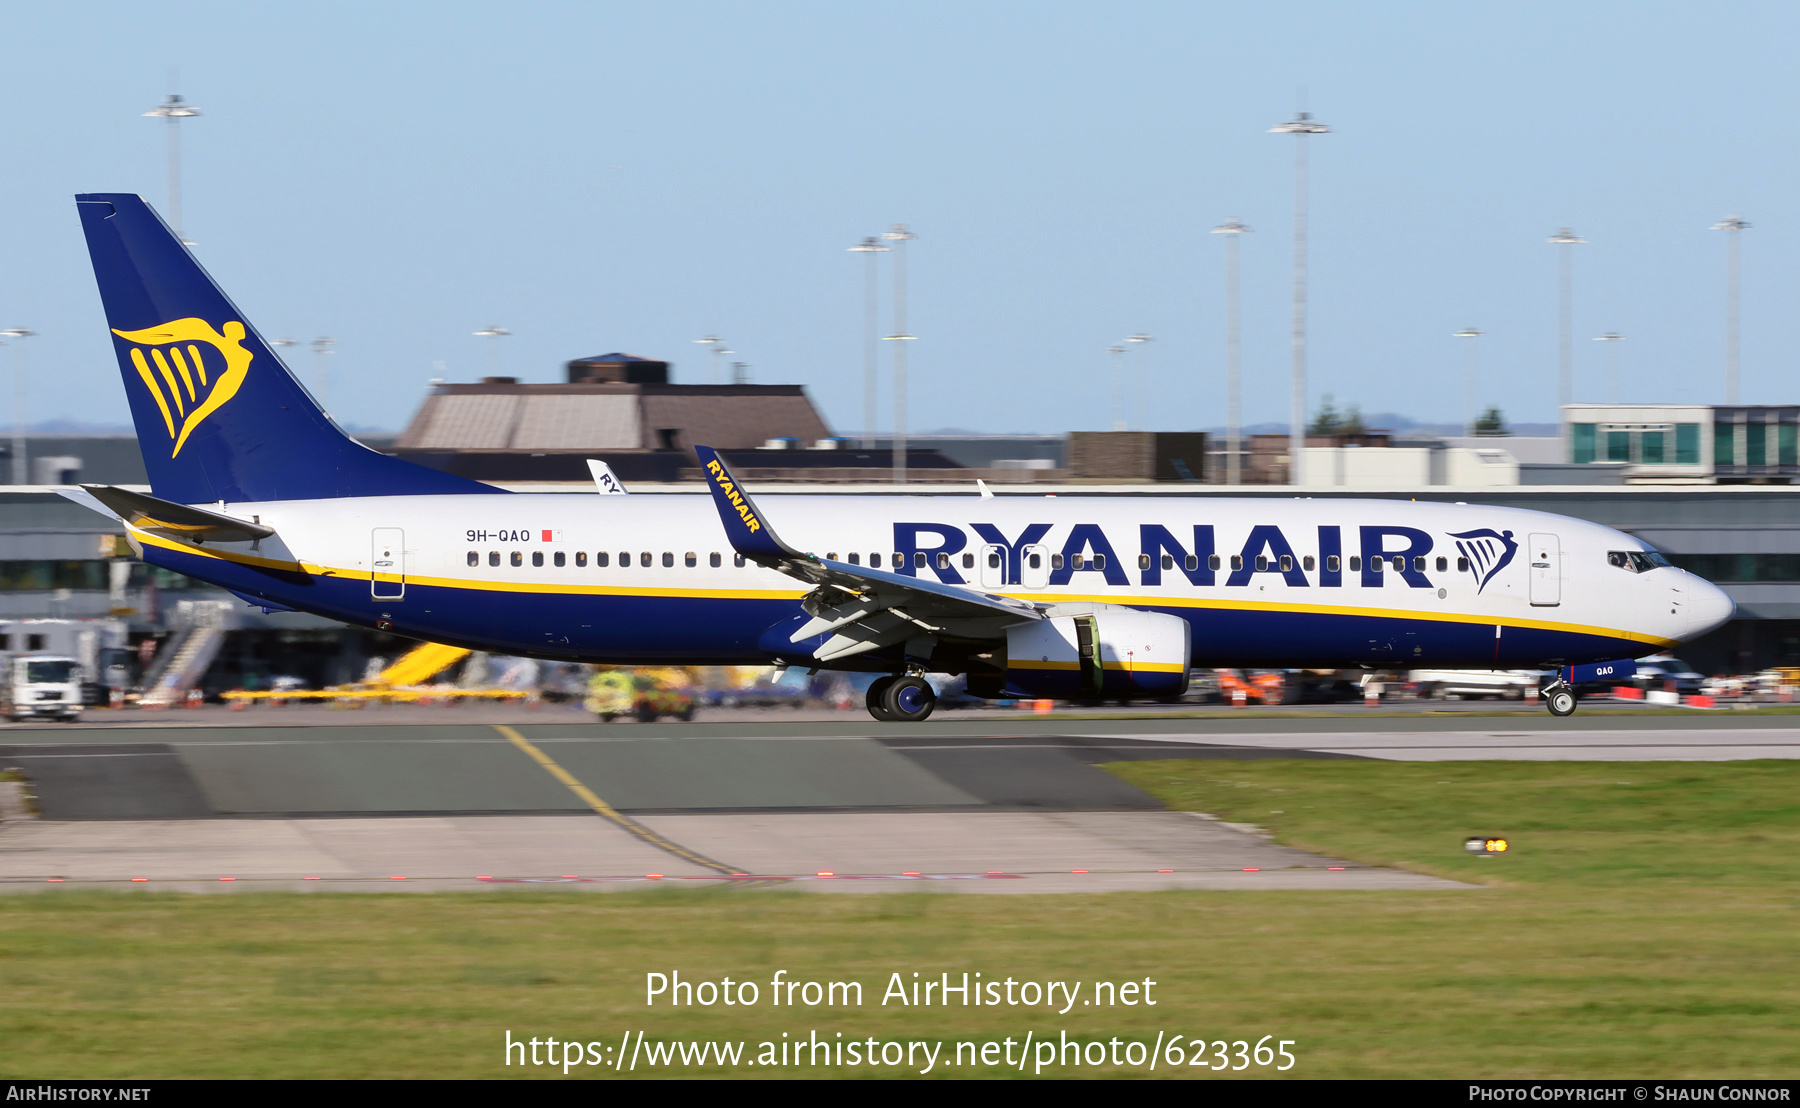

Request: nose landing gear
left=1543, top=678, right=1577, bottom=717
left=865, top=674, right=937, bottom=722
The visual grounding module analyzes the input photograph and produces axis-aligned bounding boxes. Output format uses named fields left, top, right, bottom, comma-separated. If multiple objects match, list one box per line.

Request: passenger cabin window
left=1349, top=556, right=1362, bottom=572
left=1327, top=555, right=1340, bottom=572
left=962, top=553, right=974, bottom=569
left=1093, top=554, right=1105, bottom=569
left=1230, top=555, right=1243, bottom=571
left=1435, top=556, right=1447, bottom=571
left=1160, top=554, right=1173, bottom=571
left=990, top=552, right=1004, bottom=569
left=532, top=552, right=544, bottom=567
left=1456, top=556, right=1468, bottom=572
left=1413, top=556, right=1425, bottom=572
left=826, top=552, right=837, bottom=561
left=662, top=552, right=674, bottom=568
left=1184, top=555, right=1198, bottom=571
left=466, top=551, right=478, bottom=566
left=488, top=551, right=500, bottom=567
left=709, top=552, right=721, bottom=568
left=619, top=551, right=629, bottom=566
left=510, top=551, right=522, bottom=567
left=1071, top=554, right=1086, bottom=570
left=575, top=552, right=587, bottom=567
left=848, top=553, right=861, bottom=566
left=871, top=553, right=882, bottom=567
left=1302, top=555, right=1315, bottom=571
left=685, top=552, right=697, bottom=568
left=1370, top=556, right=1383, bottom=573
left=641, top=552, right=652, bottom=567
left=595, top=552, right=608, bottom=567
left=1208, top=555, right=1221, bottom=571
left=1255, top=555, right=1268, bottom=571
left=915, top=552, right=927, bottom=569
left=554, top=552, right=565, bottom=567
left=1027, top=552, right=1042, bottom=569
left=1280, top=555, right=1293, bottom=572
left=937, top=552, right=950, bottom=570
left=1051, top=553, right=1065, bottom=570
left=1141, top=554, right=1153, bottom=570
left=734, top=554, right=747, bottom=568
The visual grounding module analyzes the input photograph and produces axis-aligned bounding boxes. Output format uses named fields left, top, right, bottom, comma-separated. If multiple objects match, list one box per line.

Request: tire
left=677, top=705, right=695, bottom=722
left=636, top=705, right=657, bottom=723
left=882, top=676, right=937, bottom=722
left=599, top=712, right=616, bottom=722
left=1546, top=688, right=1577, bottom=717
left=866, top=676, right=899, bottom=722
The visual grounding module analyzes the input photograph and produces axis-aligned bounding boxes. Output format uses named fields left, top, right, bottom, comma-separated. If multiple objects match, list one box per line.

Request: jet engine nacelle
left=998, top=607, right=1191, bottom=700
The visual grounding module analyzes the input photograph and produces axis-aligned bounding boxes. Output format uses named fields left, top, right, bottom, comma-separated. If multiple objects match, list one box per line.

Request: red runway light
left=987, top=870, right=1003, bottom=874
left=1328, top=866, right=1345, bottom=871
left=1071, top=869, right=1088, bottom=874
left=732, top=873, right=749, bottom=877
left=219, top=877, right=236, bottom=881
left=1157, top=868, right=1173, bottom=873
left=390, top=876, right=405, bottom=880
left=304, top=876, right=320, bottom=880
left=902, top=871, right=920, bottom=876
left=46, top=878, right=63, bottom=883
left=646, top=874, right=663, bottom=879
left=817, top=871, right=834, bottom=877
left=476, top=875, right=492, bottom=880
left=561, top=874, right=577, bottom=879
left=1242, top=867, right=1259, bottom=872
left=131, top=877, right=147, bottom=882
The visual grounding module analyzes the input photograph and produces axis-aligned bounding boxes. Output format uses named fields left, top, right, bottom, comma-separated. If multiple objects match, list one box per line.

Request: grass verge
left=0, top=760, right=1793, bottom=1078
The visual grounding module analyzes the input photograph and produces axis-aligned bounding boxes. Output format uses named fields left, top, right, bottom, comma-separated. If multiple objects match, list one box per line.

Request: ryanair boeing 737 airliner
left=61, top=194, right=1734, bottom=721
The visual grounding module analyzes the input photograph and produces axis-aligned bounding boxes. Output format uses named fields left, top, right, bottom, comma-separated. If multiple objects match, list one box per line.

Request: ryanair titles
left=705, top=460, right=764, bottom=535
left=885, top=521, right=1518, bottom=591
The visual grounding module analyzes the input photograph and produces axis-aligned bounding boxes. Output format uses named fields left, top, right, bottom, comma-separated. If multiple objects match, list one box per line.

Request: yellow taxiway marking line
left=492, top=725, right=744, bottom=878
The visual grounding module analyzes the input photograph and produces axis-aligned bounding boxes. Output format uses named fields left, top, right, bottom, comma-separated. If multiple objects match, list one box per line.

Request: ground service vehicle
left=0, top=656, right=84, bottom=722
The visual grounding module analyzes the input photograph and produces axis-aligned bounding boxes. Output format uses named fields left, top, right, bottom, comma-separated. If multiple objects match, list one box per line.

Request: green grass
left=0, top=761, right=1795, bottom=1078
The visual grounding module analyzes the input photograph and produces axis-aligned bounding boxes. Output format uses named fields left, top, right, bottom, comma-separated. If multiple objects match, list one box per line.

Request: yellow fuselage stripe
left=135, top=528, right=1674, bottom=648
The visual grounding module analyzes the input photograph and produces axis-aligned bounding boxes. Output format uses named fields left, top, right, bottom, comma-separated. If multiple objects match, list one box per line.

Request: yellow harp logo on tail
left=110, top=318, right=253, bottom=457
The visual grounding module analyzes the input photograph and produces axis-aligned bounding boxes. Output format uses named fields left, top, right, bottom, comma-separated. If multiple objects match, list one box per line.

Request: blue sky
left=3, top=1, right=1795, bottom=434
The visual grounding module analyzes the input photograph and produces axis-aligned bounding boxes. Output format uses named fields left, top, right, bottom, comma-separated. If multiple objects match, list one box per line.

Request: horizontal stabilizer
left=77, top=484, right=274, bottom=544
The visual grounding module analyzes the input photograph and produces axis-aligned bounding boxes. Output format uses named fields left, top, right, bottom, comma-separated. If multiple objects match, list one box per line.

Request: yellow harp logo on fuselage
left=111, top=318, right=253, bottom=457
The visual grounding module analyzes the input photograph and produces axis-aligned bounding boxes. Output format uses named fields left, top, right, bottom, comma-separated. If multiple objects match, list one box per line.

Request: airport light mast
left=142, top=93, right=200, bottom=244
left=1270, top=111, right=1329, bottom=485
left=1547, top=228, right=1586, bottom=410
left=693, top=335, right=735, bottom=385
left=847, top=237, right=889, bottom=447
left=1125, top=333, right=1153, bottom=432
left=882, top=224, right=917, bottom=484
left=1453, top=327, right=1484, bottom=437
left=1107, top=345, right=1128, bottom=431
left=0, top=328, right=33, bottom=485
left=1594, top=332, right=1625, bottom=404
left=1212, top=217, right=1252, bottom=484
left=311, top=336, right=337, bottom=413
left=1711, top=214, right=1750, bottom=404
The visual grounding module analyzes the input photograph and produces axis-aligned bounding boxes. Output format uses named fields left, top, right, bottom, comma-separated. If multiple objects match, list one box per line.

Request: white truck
left=0, top=655, right=84, bottom=722
left=1408, top=668, right=1545, bottom=701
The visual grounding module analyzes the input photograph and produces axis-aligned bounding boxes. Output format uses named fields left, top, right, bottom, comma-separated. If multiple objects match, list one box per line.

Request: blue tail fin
left=76, top=193, right=506, bottom=503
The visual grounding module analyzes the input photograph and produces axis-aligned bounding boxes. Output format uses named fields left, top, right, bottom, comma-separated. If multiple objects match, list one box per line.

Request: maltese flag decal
left=540, top=529, right=563, bottom=543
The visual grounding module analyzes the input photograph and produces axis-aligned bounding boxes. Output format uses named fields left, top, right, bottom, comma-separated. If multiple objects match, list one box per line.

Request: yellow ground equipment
left=222, top=642, right=528, bottom=703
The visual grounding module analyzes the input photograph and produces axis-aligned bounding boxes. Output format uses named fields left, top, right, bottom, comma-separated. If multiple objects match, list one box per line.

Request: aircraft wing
left=694, top=446, right=1042, bottom=661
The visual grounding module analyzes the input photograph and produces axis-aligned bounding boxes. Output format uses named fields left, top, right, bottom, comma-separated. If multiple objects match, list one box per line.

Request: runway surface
left=0, top=712, right=1790, bottom=893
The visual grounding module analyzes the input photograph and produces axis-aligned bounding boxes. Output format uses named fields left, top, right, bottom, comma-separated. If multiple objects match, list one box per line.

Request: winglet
left=694, top=446, right=804, bottom=564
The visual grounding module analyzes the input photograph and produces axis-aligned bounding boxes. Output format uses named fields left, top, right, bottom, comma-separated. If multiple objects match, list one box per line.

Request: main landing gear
left=1543, top=678, right=1577, bottom=717
left=866, top=674, right=937, bottom=722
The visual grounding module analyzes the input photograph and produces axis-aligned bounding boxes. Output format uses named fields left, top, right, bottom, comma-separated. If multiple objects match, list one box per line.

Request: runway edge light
left=1464, top=836, right=1510, bottom=856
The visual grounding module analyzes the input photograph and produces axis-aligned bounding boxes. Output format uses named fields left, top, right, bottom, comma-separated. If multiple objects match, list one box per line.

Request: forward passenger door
left=1528, top=533, right=1560, bottom=607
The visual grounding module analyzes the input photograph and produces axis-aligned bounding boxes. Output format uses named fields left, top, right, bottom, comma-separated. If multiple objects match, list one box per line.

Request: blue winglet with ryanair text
left=694, top=446, right=806, bottom=565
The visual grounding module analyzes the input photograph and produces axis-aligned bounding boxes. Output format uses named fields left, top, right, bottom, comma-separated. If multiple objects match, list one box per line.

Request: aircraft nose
left=1686, top=574, right=1735, bottom=638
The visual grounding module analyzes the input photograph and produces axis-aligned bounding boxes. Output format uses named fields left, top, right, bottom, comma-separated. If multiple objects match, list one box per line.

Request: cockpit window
left=1607, top=550, right=1672, bottom=573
